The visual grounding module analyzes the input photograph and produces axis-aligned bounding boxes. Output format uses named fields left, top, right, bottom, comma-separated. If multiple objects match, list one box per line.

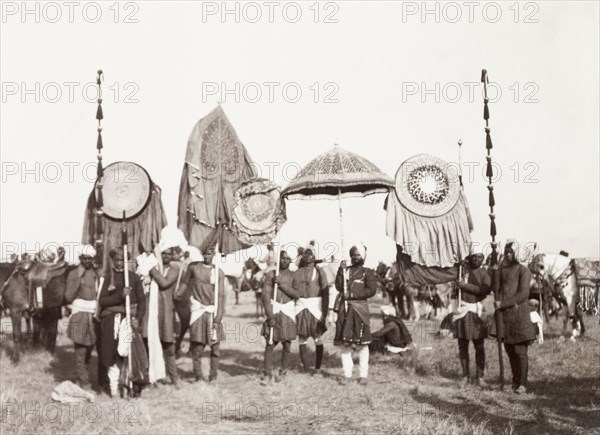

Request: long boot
left=315, top=344, right=324, bottom=371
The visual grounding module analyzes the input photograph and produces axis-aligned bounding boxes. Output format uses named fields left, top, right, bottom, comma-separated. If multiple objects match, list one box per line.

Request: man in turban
left=98, top=248, right=146, bottom=398
left=179, top=241, right=225, bottom=383
left=65, top=245, right=99, bottom=388
left=174, top=246, right=202, bottom=358
left=334, top=242, right=377, bottom=385
left=492, top=239, right=537, bottom=395
left=293, top=247, right=329, bottom=374
left=144, top=228, right=185, bottom=388
left=453, top=246, right=492, bottom=387
left=261, top=250, right=299, bottom=383
left=370, top=305, right=413, bottom=354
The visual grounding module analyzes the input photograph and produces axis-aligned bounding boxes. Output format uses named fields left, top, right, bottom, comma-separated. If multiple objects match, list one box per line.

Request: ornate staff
left=122, top=210, right=133, bottom=395
left=457, top=139, right=463, bottom=306
left=212, top=241, right=220, bottom=344
left=94, top=70, right=105, bottom=271
left=268, top=242, right=282, bottom=345
left=482, top=69, right=504, bottom=391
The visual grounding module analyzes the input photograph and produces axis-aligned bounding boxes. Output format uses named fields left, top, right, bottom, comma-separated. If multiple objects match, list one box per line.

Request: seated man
left=370, top=306, right=413, bottom=354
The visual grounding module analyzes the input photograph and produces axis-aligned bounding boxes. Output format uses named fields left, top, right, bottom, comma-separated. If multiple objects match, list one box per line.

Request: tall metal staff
left=122, top=211, right=133, bottom=394
left=268, top=242, right=282, bottom=345
left=457, top=139, right=464, bottom=306
left=482, top=69, right=504, bottom=391
left=212, top=241, right=220, bottom=343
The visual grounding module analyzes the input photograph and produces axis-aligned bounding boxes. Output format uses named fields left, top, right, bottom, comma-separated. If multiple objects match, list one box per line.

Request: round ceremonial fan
left=232, top=178, right=286, bottom=245
left=95, top=161, right=152, bottom=220
left=394, top=154, right=461, bottom=217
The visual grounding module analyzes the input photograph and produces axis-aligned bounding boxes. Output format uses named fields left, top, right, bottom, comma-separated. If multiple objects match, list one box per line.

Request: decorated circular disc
left=233, top=178, right=285, bottom=235
left=394, top=154, right=460, bottom=217
left=96, top=161, right=152, bottom=219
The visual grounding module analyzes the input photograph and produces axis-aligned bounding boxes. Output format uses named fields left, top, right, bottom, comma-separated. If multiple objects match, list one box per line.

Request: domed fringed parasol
left=282, top=145, right=394, bottom=201
left=282, top=144, right=394, bottom=310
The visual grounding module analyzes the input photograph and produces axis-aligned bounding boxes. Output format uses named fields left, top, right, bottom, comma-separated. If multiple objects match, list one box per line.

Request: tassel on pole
left=486, top=157, right=494, bottom=178
left=96, top=99, right=103, bottom=121
left=485, top=128, right=493, bottom=149
left=488, top=185, right=495, bottom=207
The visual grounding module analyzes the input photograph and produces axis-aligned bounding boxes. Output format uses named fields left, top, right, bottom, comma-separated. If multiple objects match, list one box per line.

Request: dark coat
left=491, top=262, right=536, bottom=344
left=334, top=265, right=377, bottom=345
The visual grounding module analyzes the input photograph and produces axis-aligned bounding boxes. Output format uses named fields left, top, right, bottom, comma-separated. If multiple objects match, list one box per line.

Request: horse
left=0, top=254, right=73, bottom=361
left=530, top=253, right=583, bottom=339
left=375, top=262, right=391, bottom=299
left=238, top=258, right=268, bottom=318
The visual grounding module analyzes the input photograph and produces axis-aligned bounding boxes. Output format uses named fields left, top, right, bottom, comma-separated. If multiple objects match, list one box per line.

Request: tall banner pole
left=269, top=242, right=282, bottom=345
left=94, top=70, right=105, bottom=273
left=122, top=211, right=133, bottom=394
left=482, top=69, right=504, bottom=391
left=212, top=241, right=220, bottom=343
left=338, top=188, right=348, bottom=314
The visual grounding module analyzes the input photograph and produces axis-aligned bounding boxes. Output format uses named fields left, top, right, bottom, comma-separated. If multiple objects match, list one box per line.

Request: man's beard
left=351, top=259, right=365, bottom=267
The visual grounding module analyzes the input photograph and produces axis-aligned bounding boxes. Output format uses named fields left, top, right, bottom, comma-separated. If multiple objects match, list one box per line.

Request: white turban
left=505, top=239, right=537, bottom=264
left=470, top=243, right=485, bottom=257
left=78, top=244, right=97, bottom=258
left=186, top=246, right=203, bottom=263
left=157, top=226, right=188, bottom=253
left=136, top=252, right=159, bottom=276
left=349, top=241, right=367, bottom=260
left=380, top=305, right=396, bottom=317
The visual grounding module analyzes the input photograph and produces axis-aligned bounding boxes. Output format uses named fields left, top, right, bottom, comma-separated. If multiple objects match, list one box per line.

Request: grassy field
left=1, top=292, right=599, bottom=434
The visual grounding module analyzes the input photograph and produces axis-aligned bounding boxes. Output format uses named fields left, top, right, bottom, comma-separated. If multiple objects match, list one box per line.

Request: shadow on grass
left=408, top=387, right=531, bottom=434
left=526, top=376, right=600, bottom=431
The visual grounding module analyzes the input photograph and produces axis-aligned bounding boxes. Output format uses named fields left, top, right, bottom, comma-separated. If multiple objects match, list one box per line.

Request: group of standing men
left=63, top=235, right=537, bottom=396
left=261, top=242, right=380, bottom=385
left=452, top=240, right=538, bottom=394
left=64, top=236, right=225, bottom=397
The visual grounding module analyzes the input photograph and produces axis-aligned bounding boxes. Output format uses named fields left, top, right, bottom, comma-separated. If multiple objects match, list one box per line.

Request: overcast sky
left=1, top=1, right=599, bottom=270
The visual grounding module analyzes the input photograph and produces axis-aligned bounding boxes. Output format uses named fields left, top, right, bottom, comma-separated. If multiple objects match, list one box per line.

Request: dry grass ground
left=1, top=292, right=599, bottom=434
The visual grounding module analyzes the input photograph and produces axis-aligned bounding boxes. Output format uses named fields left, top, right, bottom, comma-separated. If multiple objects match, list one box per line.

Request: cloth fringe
left=385, top=191, right=473, bottom=268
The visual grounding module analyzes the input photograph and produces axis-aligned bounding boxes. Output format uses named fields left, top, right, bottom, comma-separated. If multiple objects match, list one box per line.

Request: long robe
left=334, top=265, right=377, bottom=345
left=182, top=263, right=225, bottom=344
left=490, top=262, right=537, bottom=344
left=98, top=271, right=145, bottom=367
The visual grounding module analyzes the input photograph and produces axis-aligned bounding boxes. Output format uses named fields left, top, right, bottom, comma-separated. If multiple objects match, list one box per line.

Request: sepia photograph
left=1, top=1, right=599, bottom=433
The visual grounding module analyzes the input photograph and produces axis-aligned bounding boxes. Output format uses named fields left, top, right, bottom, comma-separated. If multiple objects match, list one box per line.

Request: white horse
left=530, top=253, right=583, bottom=340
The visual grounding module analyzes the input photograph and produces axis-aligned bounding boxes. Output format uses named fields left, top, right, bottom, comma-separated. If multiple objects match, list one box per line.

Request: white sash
left=273, top=300, right=296, bottom=320
left=190, top=297, right=216, bottom=326
left=70, top=298, right=96, bottom=314
left=386, top=344, right=411, bottom=353
left=452, top=301, right=479, bottom=322
left=295, top=297, right=322, bottom=320
left=148, top=270, right=166, bottom=383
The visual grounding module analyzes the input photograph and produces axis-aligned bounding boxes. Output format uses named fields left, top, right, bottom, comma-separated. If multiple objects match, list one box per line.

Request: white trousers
left=341, top=345, right=369, bottom=378
left=108, top=364, right=120, bottom=396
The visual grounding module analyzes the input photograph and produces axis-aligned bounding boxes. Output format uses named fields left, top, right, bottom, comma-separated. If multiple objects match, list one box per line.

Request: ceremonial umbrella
left=282, top=144, right=394, bottom=304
